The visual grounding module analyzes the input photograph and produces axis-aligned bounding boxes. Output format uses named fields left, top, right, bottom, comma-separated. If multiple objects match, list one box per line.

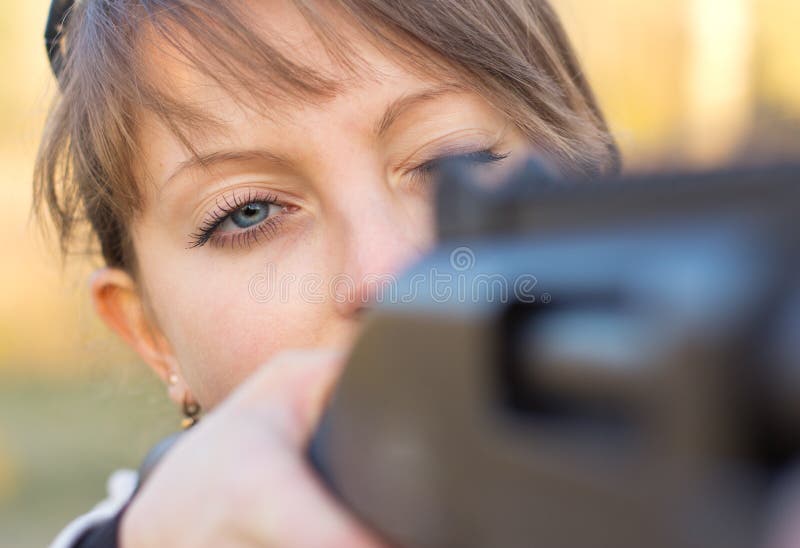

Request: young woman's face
left=128, top=2, right=533, bottom=407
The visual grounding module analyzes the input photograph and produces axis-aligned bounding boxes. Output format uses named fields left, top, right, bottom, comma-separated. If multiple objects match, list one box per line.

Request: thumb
left=227, top=348, right=349, bottom=448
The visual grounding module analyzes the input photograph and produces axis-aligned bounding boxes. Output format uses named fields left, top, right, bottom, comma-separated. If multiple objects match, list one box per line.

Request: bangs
left=67, top=0, right=468, bottom=169
left=85, top=1, right=384, bottom=148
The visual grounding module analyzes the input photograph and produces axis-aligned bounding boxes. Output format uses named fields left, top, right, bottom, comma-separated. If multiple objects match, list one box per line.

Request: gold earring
left=181, top=393, right=201, bottom=430
left=168, top=373, right=179, bottom=386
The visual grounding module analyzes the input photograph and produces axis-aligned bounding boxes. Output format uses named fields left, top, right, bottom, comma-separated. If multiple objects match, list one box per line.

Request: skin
left=87, top=1, right=533, bottom=545
left=81, top=3, right=800, bottom=546
left=94, top=6, right=532, bottom=410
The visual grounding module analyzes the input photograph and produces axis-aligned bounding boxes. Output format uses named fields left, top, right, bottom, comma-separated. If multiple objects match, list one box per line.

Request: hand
left=120, top=349, right=385, bottom=548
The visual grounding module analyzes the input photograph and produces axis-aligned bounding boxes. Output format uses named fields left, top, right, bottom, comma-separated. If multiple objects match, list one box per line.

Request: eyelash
left=187, top=189, right=291, bottom=249
left=408, top=149, right=510, bottom=190
left=187, top=148, right=509, bottom=250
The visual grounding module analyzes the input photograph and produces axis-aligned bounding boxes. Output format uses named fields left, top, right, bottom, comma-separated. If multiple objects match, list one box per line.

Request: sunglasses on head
left=45, top=0, right=75, bottom=81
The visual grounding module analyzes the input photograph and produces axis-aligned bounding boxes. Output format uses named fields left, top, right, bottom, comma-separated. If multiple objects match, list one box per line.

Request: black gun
left=310, top=162, right=800, bottom=548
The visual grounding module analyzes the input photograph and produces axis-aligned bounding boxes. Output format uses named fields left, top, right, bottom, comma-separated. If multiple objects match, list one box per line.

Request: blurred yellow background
left=0, top=1, right=798, bottom=546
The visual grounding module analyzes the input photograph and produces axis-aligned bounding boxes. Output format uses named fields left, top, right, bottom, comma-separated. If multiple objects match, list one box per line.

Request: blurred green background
left=1, top=1, right=798, bottom=546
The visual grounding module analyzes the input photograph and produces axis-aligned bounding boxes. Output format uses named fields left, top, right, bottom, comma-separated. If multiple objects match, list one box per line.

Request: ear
left=89, top=267, right=190, bottom=407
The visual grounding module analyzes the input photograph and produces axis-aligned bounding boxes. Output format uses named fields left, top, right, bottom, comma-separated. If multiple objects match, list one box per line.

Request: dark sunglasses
left=45, top=0, right=76, bottom=80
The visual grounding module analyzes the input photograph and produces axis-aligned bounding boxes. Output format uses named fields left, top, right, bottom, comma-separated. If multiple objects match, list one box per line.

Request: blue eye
left=229, top=202, right=271, bottom=229
left=188, top=191, right=287, bottom=249
left=217, top=201, right=281, bottom=234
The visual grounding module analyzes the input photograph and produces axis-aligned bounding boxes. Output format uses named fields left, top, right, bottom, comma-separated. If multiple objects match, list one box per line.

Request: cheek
left=400, top=192, right=436, bottom=250
left=138, top=237, right=338, bottom=407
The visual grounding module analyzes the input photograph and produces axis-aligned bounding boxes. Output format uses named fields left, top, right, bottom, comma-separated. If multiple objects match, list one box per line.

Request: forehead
left=135, top=0, right=455, bottom=144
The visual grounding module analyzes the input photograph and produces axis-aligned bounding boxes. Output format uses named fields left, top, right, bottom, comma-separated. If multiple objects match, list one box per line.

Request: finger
left=221, top=349, right=386, bottom=546
left=227, top=348, right=349, bottom=447
left=244, top=442, right=388, bottom=548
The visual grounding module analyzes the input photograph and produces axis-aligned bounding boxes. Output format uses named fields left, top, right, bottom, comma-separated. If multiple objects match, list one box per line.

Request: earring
left=168, top=371, right=201, bottom=429
left=181, top=393, right=201, bottom=430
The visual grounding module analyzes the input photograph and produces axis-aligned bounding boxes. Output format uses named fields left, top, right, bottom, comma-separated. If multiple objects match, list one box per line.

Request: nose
left=329, top=192, right=427, bottom=317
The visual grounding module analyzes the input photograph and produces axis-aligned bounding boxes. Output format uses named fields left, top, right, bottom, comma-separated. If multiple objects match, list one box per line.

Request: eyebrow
left=166, top=83, right=466, bottom=185
left=374, top=83, right=465, bottom=139
left=166, top=149, right=292, bottom=186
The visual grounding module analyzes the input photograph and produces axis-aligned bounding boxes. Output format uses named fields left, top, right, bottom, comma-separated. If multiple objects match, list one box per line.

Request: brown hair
left=34, top=0, right=620, bottom=275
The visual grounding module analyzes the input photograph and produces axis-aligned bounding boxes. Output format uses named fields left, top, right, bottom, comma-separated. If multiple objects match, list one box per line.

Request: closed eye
left=409, top=148, right=510, bottom=189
